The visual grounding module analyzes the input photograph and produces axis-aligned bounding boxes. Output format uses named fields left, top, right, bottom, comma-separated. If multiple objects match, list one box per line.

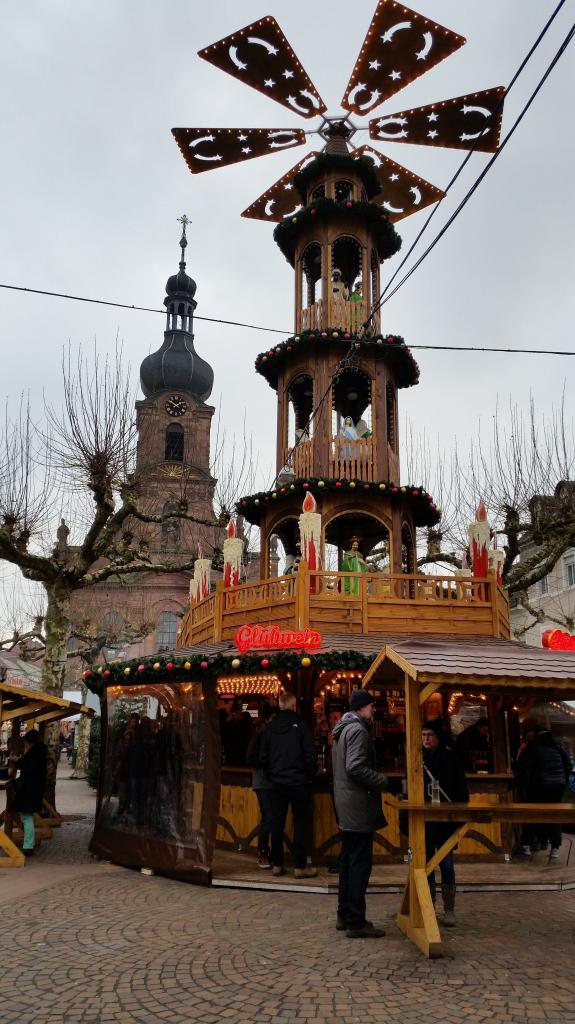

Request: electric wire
left=0, top=282, right=573, bottom=356
left=367, top=9, right=575, bottom=319
left=364, top=0, right=568, bottom=327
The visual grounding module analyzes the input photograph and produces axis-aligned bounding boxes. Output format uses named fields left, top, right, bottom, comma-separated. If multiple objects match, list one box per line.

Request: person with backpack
left=516, top=724, right=572, bottom=858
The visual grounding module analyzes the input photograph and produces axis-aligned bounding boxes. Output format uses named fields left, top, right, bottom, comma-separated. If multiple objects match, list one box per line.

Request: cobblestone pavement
left=2, top=767, right=575, bottom=1023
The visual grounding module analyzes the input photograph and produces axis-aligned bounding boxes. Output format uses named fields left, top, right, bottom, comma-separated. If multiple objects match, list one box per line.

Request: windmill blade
left=242, top=152, right=322, bottom=222
left=198, top=16, right=326, bottom=120
left=369, top=87, right=505, bottom=152
left=352, top=145, right=444, bottom=222
left=341, top=0, right=466, bottom=116
left=172, top=127, right=306, bottom=175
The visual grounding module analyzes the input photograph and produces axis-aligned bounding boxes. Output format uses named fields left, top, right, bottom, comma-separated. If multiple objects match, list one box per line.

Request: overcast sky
left=1, top=0, right=574, bottom=523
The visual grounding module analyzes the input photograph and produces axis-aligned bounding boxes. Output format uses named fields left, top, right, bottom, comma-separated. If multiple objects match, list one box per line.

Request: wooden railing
left=297, top=297, right=374, bottom=334
left=177, top=563, right=510, bottom=648
left=285, top=439, right=314, bottom=478
left=330, top=436, right=375, bottom=481
left=283, top=437, right=376, bottom=481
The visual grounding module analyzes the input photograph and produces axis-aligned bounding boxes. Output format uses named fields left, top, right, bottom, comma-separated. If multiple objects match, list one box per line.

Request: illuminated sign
left=542, top=629, right=575, bottom=651
left=234, top=623, right=323, bottom=654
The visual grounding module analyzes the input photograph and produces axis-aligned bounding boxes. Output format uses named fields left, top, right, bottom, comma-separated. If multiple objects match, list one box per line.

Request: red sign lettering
left=234, top=623, right=323, bottom=654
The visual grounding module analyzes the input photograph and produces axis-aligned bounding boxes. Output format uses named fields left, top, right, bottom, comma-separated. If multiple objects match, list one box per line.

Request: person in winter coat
left=246, top=704, right=276, bottom=869
left=10, top=729, right=48, bottom=856
left=516, top=725, right=571, bottom=857
left=259, top=692, right=317, bottom=878
left=332, top=689, right=388, bottom=938
left=422, top=719, right=469, bottom=927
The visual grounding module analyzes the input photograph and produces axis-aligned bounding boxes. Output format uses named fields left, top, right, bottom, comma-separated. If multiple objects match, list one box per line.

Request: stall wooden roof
left=362, top=636, right=575, bottom=692
left=0, top=681, right=93, bottom=725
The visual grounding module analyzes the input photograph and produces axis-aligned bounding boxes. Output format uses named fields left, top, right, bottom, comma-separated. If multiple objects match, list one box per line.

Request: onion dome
left=140, top=217, right=214, bottom=402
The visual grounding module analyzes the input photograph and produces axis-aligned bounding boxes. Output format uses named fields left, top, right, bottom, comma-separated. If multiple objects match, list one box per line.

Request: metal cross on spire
left=177, top=213, right=190, bottom=268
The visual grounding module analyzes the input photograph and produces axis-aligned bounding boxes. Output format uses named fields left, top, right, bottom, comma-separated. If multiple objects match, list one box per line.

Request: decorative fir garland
left=83, top=648, right=375, bottom=694
left=293, top=153, right=382, bottom=202
left=236, top=477, right=441, bottom=527
left=255, top=329, right=419, bottom=389
left=273, top=197, right=402, bottom=266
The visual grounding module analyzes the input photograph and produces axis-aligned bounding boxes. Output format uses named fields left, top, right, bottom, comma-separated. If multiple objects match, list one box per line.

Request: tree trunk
left=72, top=711, right=91, bottom=779
left=42, top=581, right=73, bottom=809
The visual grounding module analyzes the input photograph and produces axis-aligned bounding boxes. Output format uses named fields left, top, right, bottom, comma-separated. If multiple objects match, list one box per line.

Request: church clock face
left=165, top=395, right=187, bottom=417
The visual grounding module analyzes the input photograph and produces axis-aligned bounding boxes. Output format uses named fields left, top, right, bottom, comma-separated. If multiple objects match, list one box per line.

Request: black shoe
left=346, top=923, right=385, bottom=938
left=23, top=848, right=34, bottom=858
left=336, top=914, right=346, bottom=931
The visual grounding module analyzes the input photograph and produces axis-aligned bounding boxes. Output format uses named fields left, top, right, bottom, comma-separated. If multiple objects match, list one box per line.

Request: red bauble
left=344, top=332, right=351, bottom=339
left=364, top=484, right=370, bottom=490
left=280, top=487, right=286, bottom=494
left=103, top=669, right=111, bottom=678
left=321, top=331, right=327, bottom=338
left=391, top=487, right=398, bottom=493
left=310, top=208, right=317, bottom=216
left=82, top=669, right=92, bottom=679
left=137, top=664, right=145, bottom=673
left=380, top=214, right=386, bottom=220
left=336, top=481, right=342, bottom=488
left=287, top=346, right=292, bottom=352
left=200, top=660, right=209, bottom=670
left=261, top=658, right=270, bottom=668
left=303, top=482, right=309, bottom=489
left=346, top=200, right=353, bottom=208
left=412, top=490, right=419, bottom=497
left=166, top=662, right=174, bottom=670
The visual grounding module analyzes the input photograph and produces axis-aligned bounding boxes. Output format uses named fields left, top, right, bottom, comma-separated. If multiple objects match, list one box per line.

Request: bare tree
left=0, top=348, right=219, bottom=804
left=405, top=397, right=575, bottom=632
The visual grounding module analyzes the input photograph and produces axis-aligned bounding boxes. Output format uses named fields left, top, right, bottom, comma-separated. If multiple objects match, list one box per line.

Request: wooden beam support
left=419, top=682, right=439, bottom=706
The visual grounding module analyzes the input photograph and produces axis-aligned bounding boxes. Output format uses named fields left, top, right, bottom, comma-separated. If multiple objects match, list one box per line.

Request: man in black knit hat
left=332, top=689, right=388, bottom=938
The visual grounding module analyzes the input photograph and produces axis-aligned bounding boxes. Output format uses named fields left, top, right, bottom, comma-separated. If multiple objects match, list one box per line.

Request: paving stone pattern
left=2, top=766, right=575, bottom=1023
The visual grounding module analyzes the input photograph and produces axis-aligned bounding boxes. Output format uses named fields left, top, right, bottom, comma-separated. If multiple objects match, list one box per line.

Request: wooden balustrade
left=297, top=297, right=368, bottom=333
left=284, top=439, right=314, bottom=478
left=177, top=565, right=509, bottom=648
left=330, top=436, right=375, bottom=481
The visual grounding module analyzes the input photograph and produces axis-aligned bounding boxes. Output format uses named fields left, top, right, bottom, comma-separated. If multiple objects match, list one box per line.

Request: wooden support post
left=489, top=579, right=501, bottom=636
left=213, top=581, right=224, bottom=642
left=295, top=561, right=309, bottom=629
left=361, top=572, right=369, bottom=632
left=396, top=673, right=443, bottom=958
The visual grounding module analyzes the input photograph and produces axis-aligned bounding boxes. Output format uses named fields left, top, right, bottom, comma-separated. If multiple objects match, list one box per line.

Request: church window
left=165, top=423, right=184, bottom=462
left=157, top=611, right=178, bottom=649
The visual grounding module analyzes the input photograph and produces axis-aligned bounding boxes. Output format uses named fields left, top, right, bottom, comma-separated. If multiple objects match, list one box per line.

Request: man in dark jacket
left=260, top=692, right=317, bottom=878
left=332, top=690, right=388, bottom=938
left=517, top=726, right=571, bottom=857
left=10, top=729, right=48, bottom=856
left=422, top=719, right=469, bottom=927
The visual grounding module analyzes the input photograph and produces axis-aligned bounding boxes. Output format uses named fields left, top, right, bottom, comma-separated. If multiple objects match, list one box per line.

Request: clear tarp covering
left=90, top=681, right=220, bottom=883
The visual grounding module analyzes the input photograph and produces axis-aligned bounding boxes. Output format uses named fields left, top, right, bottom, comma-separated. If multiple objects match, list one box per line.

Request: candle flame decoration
left=193, top=558, right=212, bottom=603
left=468, top=498, right=490, bottom=578
left=299, top=492, right=321, bottom=592
left=223, top=518, right=243, bottom=588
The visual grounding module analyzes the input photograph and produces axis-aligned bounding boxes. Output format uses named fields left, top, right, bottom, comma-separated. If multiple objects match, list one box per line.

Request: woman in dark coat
left=11, top=729, right=48, bottom=855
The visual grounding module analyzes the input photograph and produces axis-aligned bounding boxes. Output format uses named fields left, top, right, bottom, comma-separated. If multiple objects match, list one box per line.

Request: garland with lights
left=82, top=648, right=376, bottom=695
left=273, top=197, right=402, bottom=266
left=236, top=477, right=441, bottom=527
left=255, top=329, right=419, bottom=390
left=293, top=153, right=382, bottom=202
